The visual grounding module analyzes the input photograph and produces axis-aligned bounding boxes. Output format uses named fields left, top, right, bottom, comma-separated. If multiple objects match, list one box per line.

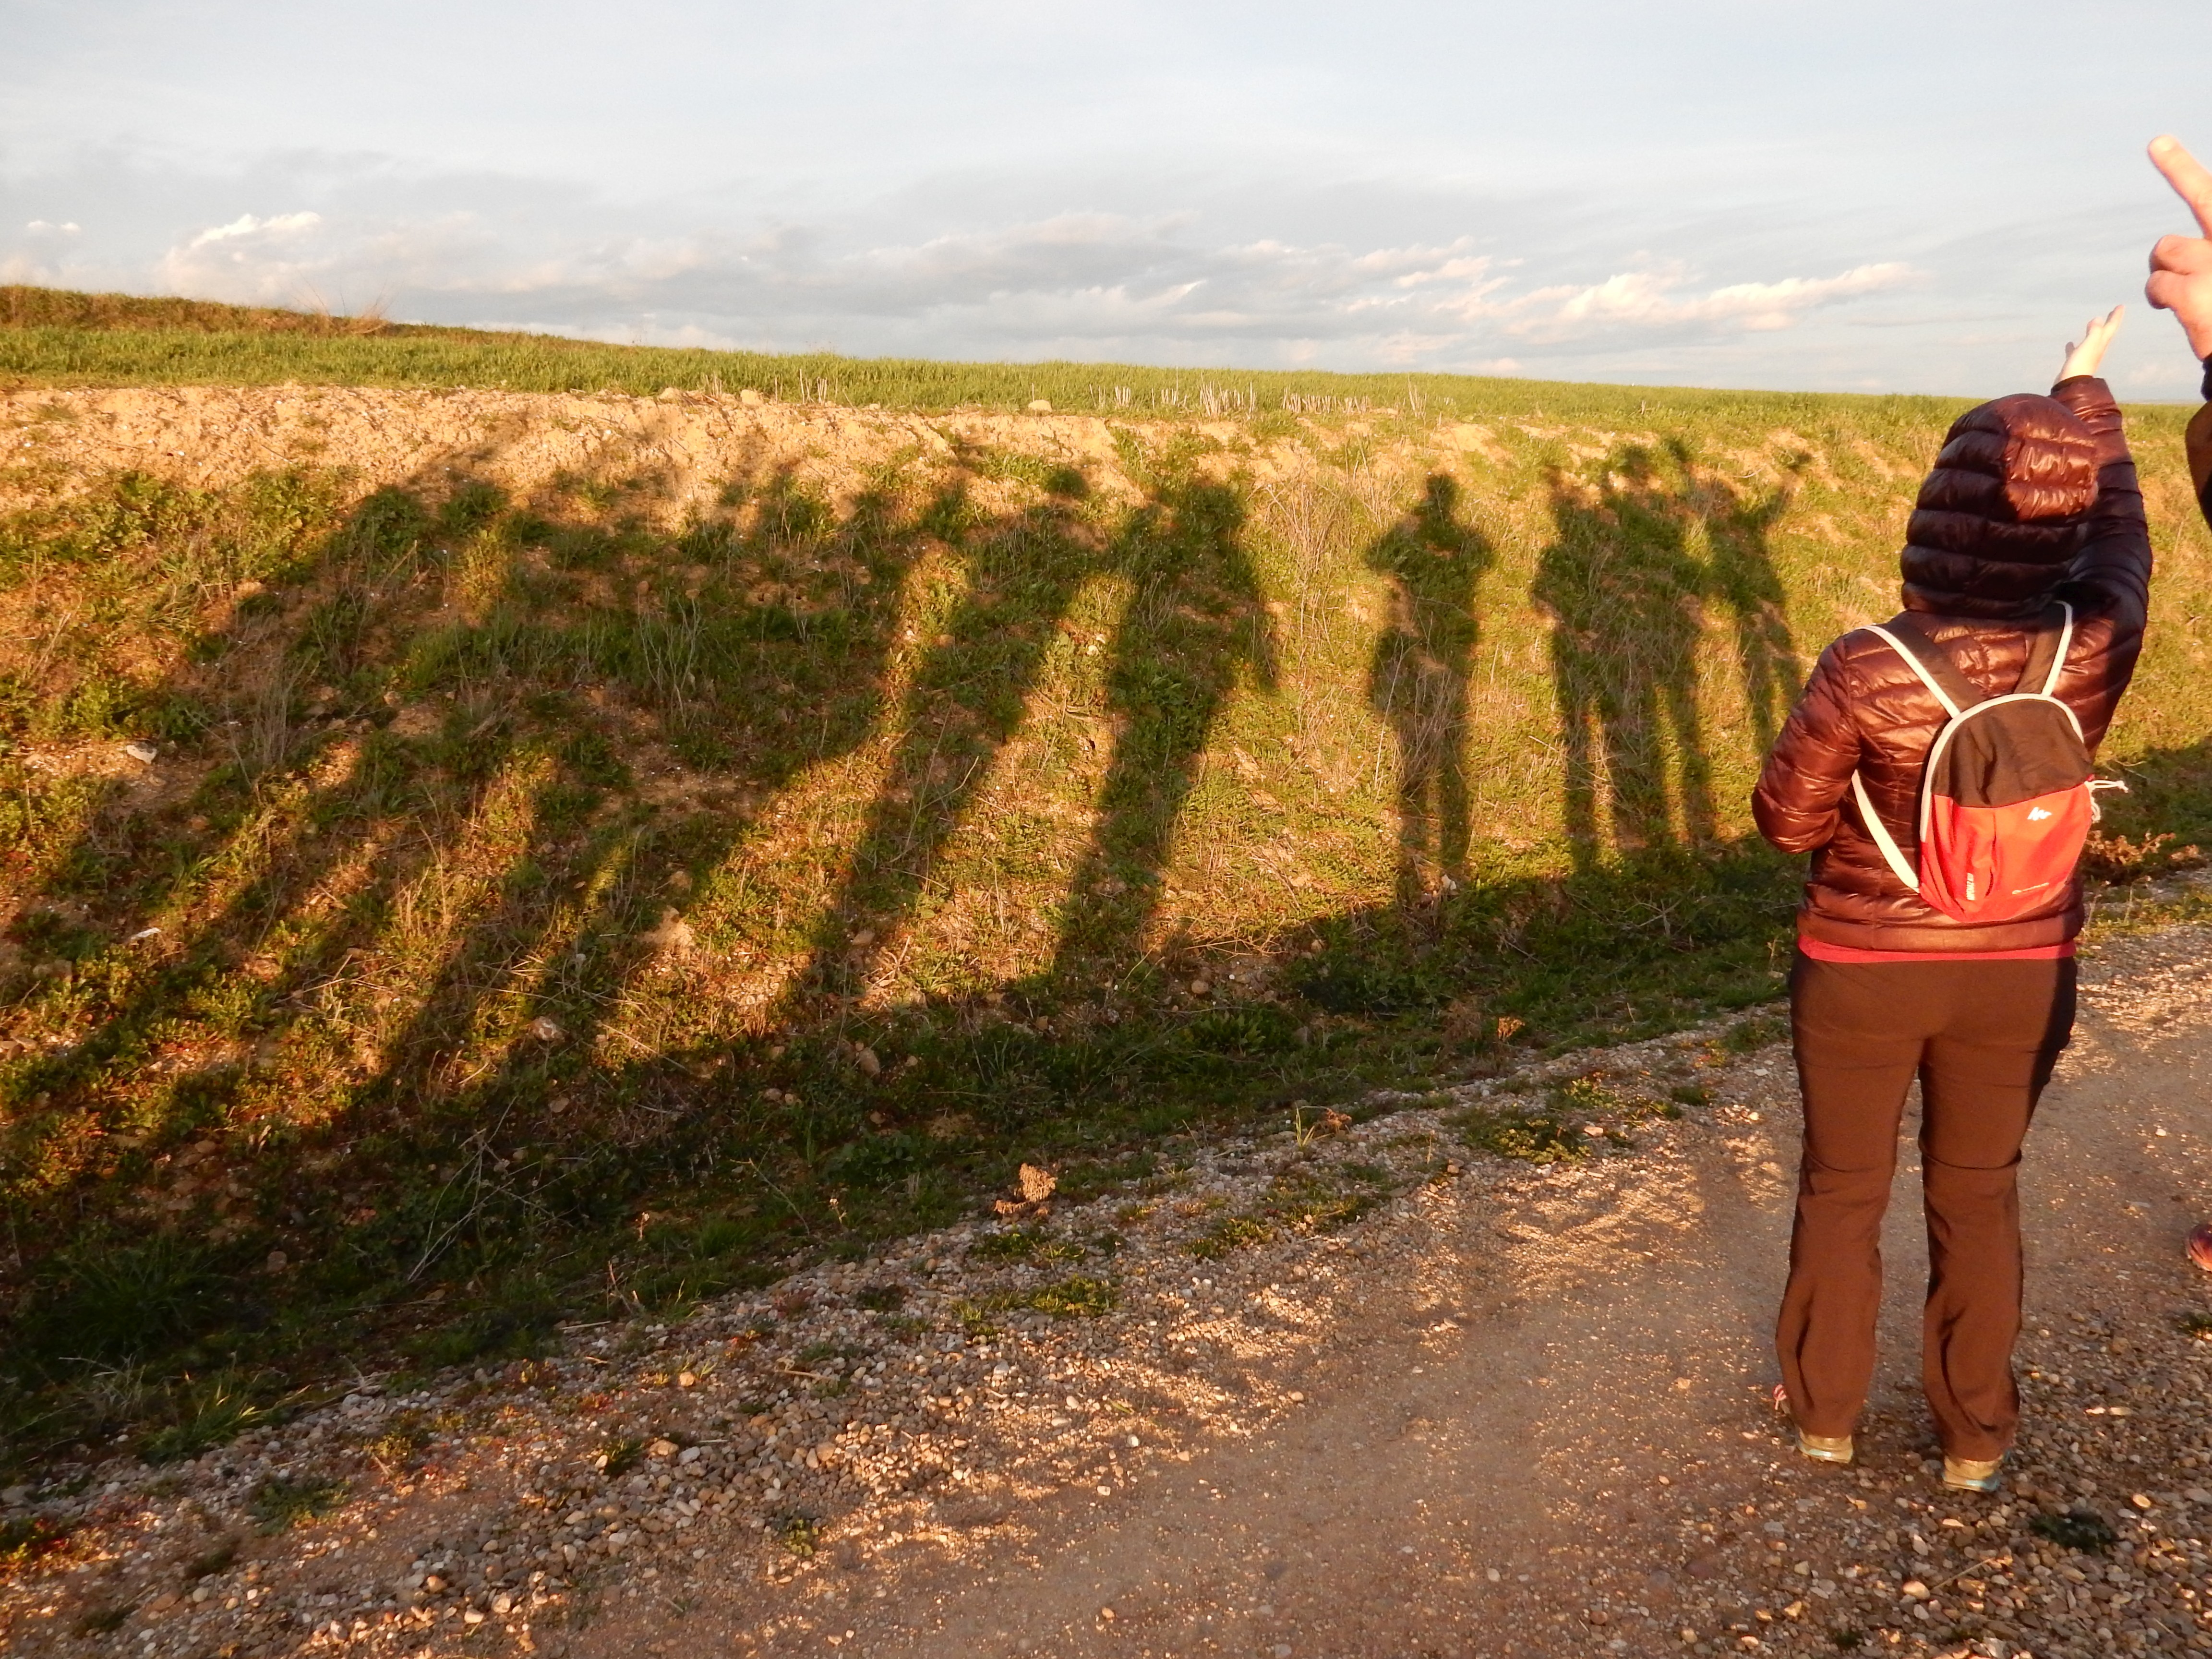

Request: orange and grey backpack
left=1849, top=603, right=2120, bottom=924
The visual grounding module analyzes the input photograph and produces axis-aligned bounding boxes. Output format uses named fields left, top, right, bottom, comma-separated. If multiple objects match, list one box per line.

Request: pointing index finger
left=2150, top=134, right=2212, bottom=239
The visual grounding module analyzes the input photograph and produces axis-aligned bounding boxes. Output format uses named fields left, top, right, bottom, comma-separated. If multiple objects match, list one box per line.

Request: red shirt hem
left=1795, top=931, right=2075, bottom=964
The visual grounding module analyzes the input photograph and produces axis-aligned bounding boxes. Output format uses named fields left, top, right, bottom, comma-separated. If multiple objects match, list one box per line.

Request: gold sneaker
left=1796, top=1430, right=1854, bottom=1465
left=1772, top=1386, right=1854, bottom=1465
left=1943, top=1455, right=2005, bottom=1493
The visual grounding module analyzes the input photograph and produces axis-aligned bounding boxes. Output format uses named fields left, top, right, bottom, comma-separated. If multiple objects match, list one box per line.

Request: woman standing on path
left=1749, top=306, right=2150, bottom=1492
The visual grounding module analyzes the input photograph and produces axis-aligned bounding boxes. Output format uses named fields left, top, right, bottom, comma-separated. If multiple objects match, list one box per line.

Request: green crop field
left=0, top=286, right=2207, bottom=1476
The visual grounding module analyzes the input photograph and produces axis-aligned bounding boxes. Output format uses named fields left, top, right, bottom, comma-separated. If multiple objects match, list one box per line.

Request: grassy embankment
left=1, top=286, right=2208, bottom=1478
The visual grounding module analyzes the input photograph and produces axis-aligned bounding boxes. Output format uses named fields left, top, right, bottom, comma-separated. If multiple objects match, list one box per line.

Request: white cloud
left=1483, top=259, right=1919, bottom=342
left=2, top=149, right=1960, bottom=385
left=182, top=210, right=321, bottom=248
left=129, top=200, right=1922, bottom=373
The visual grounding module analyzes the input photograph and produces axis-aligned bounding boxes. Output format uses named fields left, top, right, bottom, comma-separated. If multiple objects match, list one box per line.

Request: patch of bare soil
left=4, top=909, right=2210, bottom=1659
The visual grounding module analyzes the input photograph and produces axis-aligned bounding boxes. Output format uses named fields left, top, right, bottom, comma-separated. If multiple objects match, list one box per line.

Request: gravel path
left=4, top=917, right=2209, bottom=1659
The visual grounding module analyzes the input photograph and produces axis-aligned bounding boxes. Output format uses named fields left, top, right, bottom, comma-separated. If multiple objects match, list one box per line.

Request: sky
left=2, top=0, right=2208, bottom=396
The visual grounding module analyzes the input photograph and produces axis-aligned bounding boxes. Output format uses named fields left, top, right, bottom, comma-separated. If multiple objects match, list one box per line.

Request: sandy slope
left=0, top=383, right=1301, bottom=519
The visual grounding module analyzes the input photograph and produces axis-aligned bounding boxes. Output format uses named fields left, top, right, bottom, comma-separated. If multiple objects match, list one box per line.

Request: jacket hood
left=1900, top=392, right=2099, bottom=619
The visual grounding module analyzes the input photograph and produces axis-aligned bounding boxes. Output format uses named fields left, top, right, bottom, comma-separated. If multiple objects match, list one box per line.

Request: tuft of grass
left=0, top=1514, right=69, bottom=1570
left=2176, top=1311, right=2212, bottom=1339
left=1719, top=1013, right=1790, bottom=1054
left=138, top=1371, right=280, bottom=1464
left=853, top=1283, right=907, bottom=1312
left=2030, top=1508, right=2117, bottom=1552
left=1190, top=1214, right=1273, bottom=1259
left=1017, top=1276, right=1117, bottom=1319
left=13, top=1237, right=228, bottom=1369
left=597, top=1437, right=645, bottom=1478
left=249, top=1474, right=346, bottom=1534
left=1452, top=1105, right=1588, bottom=1164
left=362, top=1411, right=431, bottom=1476
left=773, top=1514, right=820, bottom=1558
left=970, top=1228, right=1086, bottom=1266
left=73, top=1602, right=135, bottom=1636
left=182, top=1539, right=239, bottom=1580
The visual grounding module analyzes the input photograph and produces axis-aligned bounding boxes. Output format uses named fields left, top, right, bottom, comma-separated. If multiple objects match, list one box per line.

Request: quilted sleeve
left=1752, top=636, right=1861, bottom=854
left=2048, top=374, right=2151, bottom=631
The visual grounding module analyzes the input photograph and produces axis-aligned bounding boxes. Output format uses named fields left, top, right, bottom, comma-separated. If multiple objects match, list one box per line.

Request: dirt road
left=616, top=926, right=2212, bottom=1659
left=7, top=920, right=2209, bottom=1659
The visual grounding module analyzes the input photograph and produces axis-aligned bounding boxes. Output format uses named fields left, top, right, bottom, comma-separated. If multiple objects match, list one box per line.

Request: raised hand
left=2059, top=305, right=2125, bottom=382
left=2147, top=134, right=2212, bottom=359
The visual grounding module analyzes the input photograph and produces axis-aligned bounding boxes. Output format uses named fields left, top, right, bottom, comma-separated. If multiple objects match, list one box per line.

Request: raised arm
left=2048, top=355, right=2150, bottom=635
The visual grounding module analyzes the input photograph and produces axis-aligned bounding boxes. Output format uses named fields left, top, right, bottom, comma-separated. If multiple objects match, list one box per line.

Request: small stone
left=122, top=741, right=158, bottom=763
left=1028, top=399, right=1053, bottom=413
left=529, top=1016, right=565, bottom=1042
left=1901, top=1580, right=1930, bottom=1599
left=739, top=389, right=765, bottom=407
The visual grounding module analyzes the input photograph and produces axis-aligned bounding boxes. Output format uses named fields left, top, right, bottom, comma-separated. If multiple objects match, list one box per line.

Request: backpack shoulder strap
left=1850, top=770, right=1921, bottom=891
left=2017, top=601, right=2076, bottom=697
left=1859, top=618, right=1968, bottom=717
left=1873, top=613, right=1987, bottom=713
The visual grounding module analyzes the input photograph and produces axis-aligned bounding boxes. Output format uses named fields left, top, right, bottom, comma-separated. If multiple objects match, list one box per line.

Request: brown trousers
left=1777, top=951, right=2076, bottom=1460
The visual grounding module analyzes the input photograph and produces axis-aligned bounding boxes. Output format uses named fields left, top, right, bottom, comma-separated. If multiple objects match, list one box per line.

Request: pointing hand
left=2146, top=135, right=2212, bottom=359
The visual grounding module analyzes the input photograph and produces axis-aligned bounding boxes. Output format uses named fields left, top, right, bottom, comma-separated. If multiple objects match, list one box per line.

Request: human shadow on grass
left=1534, top=439, right=1801, bottom=869
left=777, top=467, right=1102, bottom=1012
left=1363, top=473, right=1496, bottom=911
left=0, top=452, right=958, bottom=1422
left=1048, top=469, right=1278, bottom=985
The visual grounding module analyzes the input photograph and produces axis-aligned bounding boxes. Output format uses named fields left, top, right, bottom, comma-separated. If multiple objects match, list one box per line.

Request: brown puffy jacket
left=1752, top=376, right=2151, bottom=951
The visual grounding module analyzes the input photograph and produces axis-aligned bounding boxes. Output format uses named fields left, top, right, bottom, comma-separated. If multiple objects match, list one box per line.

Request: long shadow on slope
left=0, top=454, right=949, bottom=1444
left=0, top=447, right=1890, bottom=1475
left=1049, top=461, right=1278, bottom=984
left=1363, top=473, right=1496, bottom=911
left=1534, top=440, right=1801, bottom=868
